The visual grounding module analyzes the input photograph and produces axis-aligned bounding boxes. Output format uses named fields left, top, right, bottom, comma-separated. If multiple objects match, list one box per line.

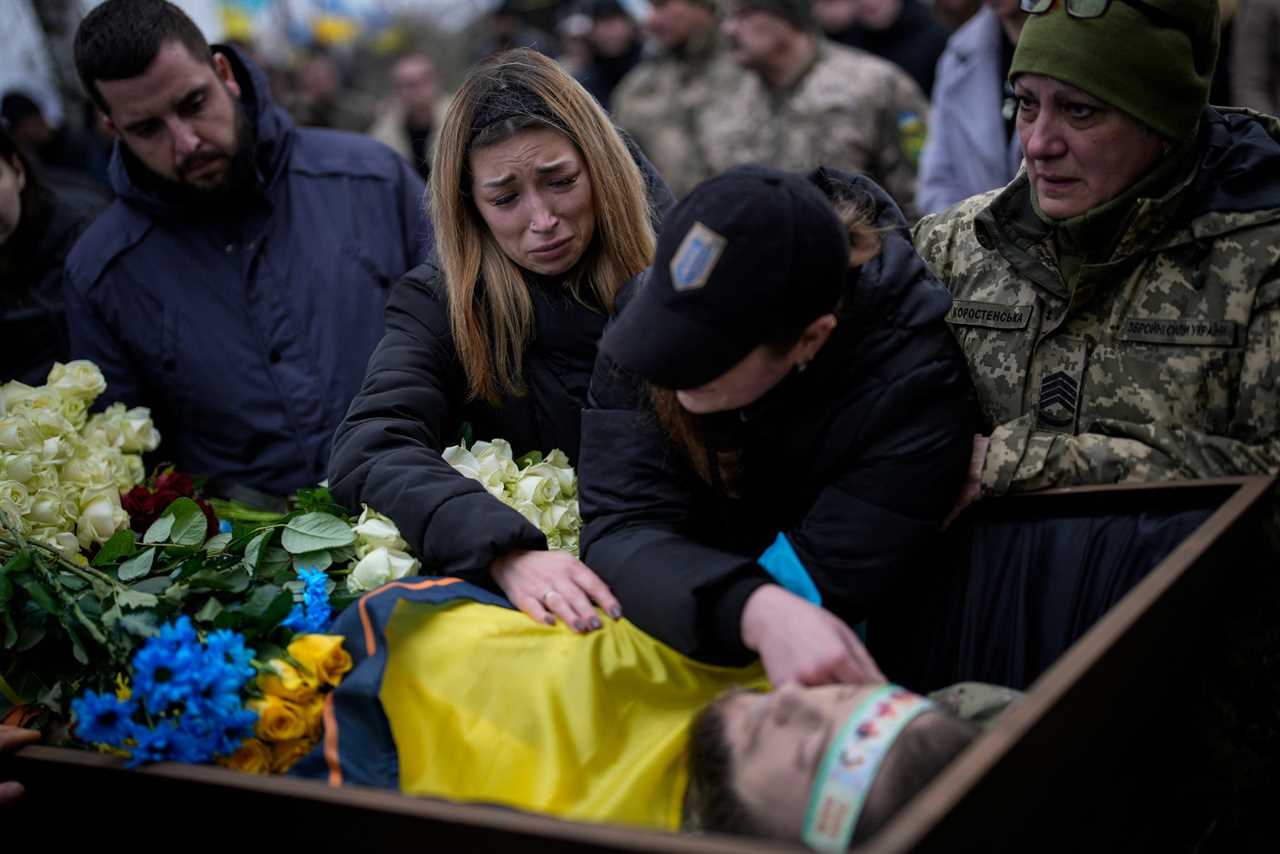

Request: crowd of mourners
left=3, top=0, right=1279, bottom=849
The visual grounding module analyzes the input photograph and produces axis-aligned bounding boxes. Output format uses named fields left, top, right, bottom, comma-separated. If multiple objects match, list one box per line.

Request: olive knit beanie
left=1009, top=0, right=1220, bottom=141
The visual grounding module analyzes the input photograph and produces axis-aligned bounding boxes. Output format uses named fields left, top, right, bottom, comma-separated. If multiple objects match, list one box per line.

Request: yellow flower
left=257, top=658, right=318, bottom=704
left=114, top=674, right=131, bottom=702
left=248, top=695, right=308, bottom=742
left=302, top=695, right=326, bottom=741
left=269, top=737, right=315, bottom=774
left=218, top=738, right=272, bottom=774
left=287, top=634, right=353, bottom=688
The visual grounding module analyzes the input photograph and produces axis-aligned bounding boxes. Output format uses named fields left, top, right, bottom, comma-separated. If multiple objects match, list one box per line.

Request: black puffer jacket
left=328, top=152, right=673, bottom=586
left=578, top=169, right=978, bottom=664
left=1, top=183, right=105, bottom=384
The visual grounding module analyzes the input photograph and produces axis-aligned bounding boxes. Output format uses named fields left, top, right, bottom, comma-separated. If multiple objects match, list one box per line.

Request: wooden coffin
left=4, top=476, right=1274, bottom=852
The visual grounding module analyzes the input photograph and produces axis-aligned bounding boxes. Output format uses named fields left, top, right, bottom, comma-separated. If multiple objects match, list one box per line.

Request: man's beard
left=125, top=95, right=258, bottom=210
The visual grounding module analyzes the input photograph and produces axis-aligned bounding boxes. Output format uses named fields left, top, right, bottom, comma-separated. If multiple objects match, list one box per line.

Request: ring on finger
left=541, top=588, right=557, bottom=607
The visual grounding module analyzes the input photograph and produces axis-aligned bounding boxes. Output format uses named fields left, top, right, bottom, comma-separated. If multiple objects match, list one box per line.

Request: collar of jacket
left=973, top=106, right=1280, bottom=295
left=106, top=44, right=296, bottom=219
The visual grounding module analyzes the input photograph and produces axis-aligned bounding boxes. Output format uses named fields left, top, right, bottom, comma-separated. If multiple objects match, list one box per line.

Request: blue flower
left=131, top=636, right=199, bottom=715
left=127, top=719, right=202, bottom=767
left=218, top=519, right=233, bottom=535
left=281, top=568, right=332, bottom=634
left=71, top=691, right=136, bottom=747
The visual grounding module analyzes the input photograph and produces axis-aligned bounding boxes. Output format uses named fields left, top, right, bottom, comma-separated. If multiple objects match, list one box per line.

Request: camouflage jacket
left=697, top=40, right=929, bottom=220
left=913, top=108, right=1280, bottom=494
left=612, top=32, right=747, bottom=200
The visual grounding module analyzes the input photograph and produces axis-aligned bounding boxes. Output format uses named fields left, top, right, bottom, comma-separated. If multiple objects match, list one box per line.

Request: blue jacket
left=917, top=8, right=1024, bottom=216
left=64, top=47, right=430, bottom=494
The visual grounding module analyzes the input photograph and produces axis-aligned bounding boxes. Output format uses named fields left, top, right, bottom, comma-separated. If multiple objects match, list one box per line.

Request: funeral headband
left=802, top=684, right=935, bottom=853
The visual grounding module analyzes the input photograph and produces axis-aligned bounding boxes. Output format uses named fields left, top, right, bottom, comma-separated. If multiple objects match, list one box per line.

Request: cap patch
left=669, top=221, right=727, bottom=292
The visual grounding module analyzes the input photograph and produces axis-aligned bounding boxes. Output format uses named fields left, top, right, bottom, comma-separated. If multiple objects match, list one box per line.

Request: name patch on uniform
left=1117, top=318, right=1238, bottom=346
left=669, top=222, right=727, bottom=292
left=946, top=300, right=1032, bottom=330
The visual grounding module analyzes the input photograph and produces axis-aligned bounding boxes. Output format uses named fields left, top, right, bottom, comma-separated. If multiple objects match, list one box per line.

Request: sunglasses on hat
left=1019, top=0, right=1181, bottom=27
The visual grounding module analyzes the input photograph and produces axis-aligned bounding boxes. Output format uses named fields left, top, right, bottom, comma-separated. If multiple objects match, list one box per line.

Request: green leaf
left=165, top=498, right=207, bottom=547
left=328, top=544, right=357, bottom=564
left=246, top=587, right=293, bottom=629
left=329, top=592, right=360, bottom=612
left=291, top=549, right=333, bottom=573
left=15, top=621, right=46, bottom=652
left=58, top=573, right=89, bottom=592
left=194, top=597, right=223, bottom=623
left=243, top=530, right=269, bottom=575
left=515, top=450, right=543, bottom=467
left=1, top=551, right=32, bottom=576
left=16, top=576, right=58, bottom=614
left=261, top=546, right=292, bottom=576
left=242, top=584, right=284, bottom=620
left=117, top=548, right=157, bottom=582
left=3, top=612, right=17, bottom=649
left=163, top=583, right=189, bottom=606
left=129, top=576, right=172, bottom=595
left=143, top=514, right=174, bottom=544
left=281, top=512, right=355, bottom=554
left=101, top=604, right=122, bottom=628
left=36, top=681, right=63, bottom=715
left=204, top=532, right=233, bottom=555
left=117, top=612, right=159, bottom=639
left=93, top=530, right=137, bottom=566
left=116, top=589, right=159, bottom=610
left=187, top=568, right=250, bottom=594
left=67, top=625, right=88, bottom=665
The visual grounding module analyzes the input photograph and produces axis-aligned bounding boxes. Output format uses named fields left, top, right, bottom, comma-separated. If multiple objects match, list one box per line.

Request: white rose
left=543, top=449, right=577, bottom=497
left=0, top=415, right=37, bottom=451
left=511, top=471, right=557, bottom=507
left=0, top=452, right=38, bottom=483
left=347, top=546, right=420, bottom=593
left=76, top=488, right=128, bottom=549
left=27, top=490, right=74, bottom=527
left=443, top=444, right=509, bottom=497
left=0, top=481, right=33, bottom=523
left=60, top=446, right=118, bottom=490
left=354, top=505, right=410, bottom=556
left=46, top=361, right=107, bottom=404
left=120, top=407, right=160, bottom=453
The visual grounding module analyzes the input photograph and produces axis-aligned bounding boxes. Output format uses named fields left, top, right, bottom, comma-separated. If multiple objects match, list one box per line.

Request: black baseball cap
left=600, top=165, right=849, bottom=390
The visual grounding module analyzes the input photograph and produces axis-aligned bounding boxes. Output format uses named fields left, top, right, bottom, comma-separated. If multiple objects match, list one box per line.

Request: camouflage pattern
left=928, top=682, right=1023, bottom=730
left=612, top=33, right=749, bottom=200
left=697, top=40, right=929, bottom=220
left=913, top=110, right=1280, bottom=494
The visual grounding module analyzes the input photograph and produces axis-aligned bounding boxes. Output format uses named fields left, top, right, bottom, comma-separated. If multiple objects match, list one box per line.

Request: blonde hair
left=650, top=197, right=881, bottom=486
left=430, top=48, right=657, bottom=403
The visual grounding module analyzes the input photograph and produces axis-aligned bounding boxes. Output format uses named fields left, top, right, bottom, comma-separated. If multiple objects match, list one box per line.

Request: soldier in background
left=914, top=0, right=1280, bottom=515
left=612, top=0, right=745, bottom=199
left=703, top=0, right=929, bottom=219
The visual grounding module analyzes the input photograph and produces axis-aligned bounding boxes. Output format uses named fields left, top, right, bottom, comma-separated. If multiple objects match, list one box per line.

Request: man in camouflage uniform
left=704, top=0, right=929, bottom=218
left=914, top=0, right=1280, bottom=500
left=612, top=0, right=747, bottom=199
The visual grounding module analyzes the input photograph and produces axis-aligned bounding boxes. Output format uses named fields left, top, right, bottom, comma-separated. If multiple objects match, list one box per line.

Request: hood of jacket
left=106, top=44, right=296, bottom=219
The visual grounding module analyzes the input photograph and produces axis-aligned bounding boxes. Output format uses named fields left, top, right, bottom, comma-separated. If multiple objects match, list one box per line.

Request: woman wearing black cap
left=579, top=165, right=977, bottom=685
left=328, top=49, right=673, bottom=631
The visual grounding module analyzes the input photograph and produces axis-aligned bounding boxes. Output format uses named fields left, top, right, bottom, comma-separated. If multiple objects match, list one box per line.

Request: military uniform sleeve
left=871, top=72, right=929, bottom=223
left=982, top=279, right=1280, bottom=492
left=327, top=268, right=546, bottom=584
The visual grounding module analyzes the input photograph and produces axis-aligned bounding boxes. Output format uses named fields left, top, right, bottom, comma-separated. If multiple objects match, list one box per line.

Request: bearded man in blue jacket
left=64, top=0, right=430, bottom=494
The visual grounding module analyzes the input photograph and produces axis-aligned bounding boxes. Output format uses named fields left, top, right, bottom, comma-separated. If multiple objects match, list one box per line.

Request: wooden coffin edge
left=8, top=476, right=1273, bottom=852
left=859, top=474, right=1276, bottom=854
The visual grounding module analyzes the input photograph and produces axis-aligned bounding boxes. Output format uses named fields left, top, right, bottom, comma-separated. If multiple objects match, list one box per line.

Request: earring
left=797, top=361, right=809, bottom=374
